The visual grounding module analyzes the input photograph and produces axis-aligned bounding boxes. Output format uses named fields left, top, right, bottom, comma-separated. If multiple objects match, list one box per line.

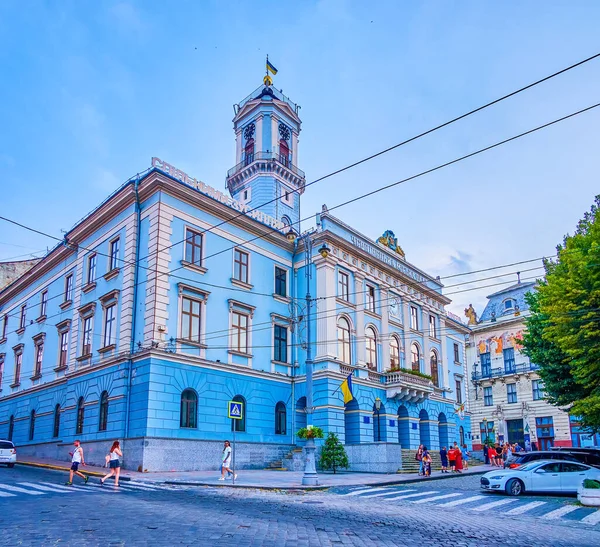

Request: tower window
left=279, top=139, right=290, bottom=167
left=244, top=139, right=255, bottom=166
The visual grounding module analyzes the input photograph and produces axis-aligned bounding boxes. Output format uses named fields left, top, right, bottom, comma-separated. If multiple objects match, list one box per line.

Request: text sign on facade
left=228, top=401, right=244, bottom=420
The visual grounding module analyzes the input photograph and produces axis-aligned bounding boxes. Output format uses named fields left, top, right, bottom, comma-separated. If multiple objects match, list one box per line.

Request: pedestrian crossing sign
left=228, top=400, right=244, bottom=420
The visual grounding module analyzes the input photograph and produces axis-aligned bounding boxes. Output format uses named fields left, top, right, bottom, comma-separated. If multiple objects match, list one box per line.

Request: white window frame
left=109, top=237, right=120, bottom=271
left=87, top=253, right=97, bottom=285
left=0, top=353, right=5, bottom=390
left=78, top=302, right=96, bottom=358
left=365, top=325, right=378, bottom=370
left=366, top=285, right=376, bottom=314
left=228, top=300, right=254, bottom=359
left=232, top=248, right=251, bottom=286
left=429, top=315, right=437, bottom=338
left=64, top=274, right=74, bottom=302
left=338, top=271, right=350, bottom=301
left=19, top=304, right=27, bottom=331
left=389, top=335, right=400, bottom=371
left=410, top=306, right=419, bottom=331
left=184, top=227, right=204, bottom=268
left=40, top=290, right=48, bottom=318
left=337, top=315, right=352, bottom=365
left=12, top=344, right=24, bottom=387
left=32, top=333, right=45, bottom=379
left=57, top=320, right=71, bottom=370
left=177, top=284, right=209, bottom=352
left=271, top=318, right=291, bottom=365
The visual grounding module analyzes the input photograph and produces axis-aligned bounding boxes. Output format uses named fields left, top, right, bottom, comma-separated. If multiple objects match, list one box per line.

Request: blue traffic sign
left=228, top=400, right=243, bottom=420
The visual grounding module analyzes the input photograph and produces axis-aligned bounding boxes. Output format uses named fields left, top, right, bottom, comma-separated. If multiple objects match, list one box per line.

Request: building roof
left=478, top=281, right=536, bottom=323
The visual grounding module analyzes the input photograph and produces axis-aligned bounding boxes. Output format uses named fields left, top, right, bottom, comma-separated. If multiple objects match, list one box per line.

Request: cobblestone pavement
left=2, top=466, right=600, bottom=546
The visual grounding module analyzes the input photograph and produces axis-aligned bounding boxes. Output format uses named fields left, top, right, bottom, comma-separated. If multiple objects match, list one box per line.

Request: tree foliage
left=522, top=196, right=600, bottom=431
left=319, top=433, right=349, bottom=473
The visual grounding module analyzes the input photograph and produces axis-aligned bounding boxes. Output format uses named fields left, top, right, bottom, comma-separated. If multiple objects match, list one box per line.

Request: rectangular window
left=184, top=229, right=203, bottom=267
left=81, top=316, right=93, bottom=356
left=13, top=350, right=23, bottom=386
left=274, top=267, right=287, bottom=297
left=34, top=342, right=44, bottom=377
left=103, top=304, right=116, bottom=347
left=274, top=324, right=288, bottom=363
left=59, top=330, right=69, bottom=367
left=40, top=291, right=48, bottom=318
left=19, top=304, right=26, bottom=330
left=0, top=355, right=4, bottom=389
left=410, top=306, right=418, bottom=330
left=233, top=249, right=249, bottom=284
left=507, top=383, right=518, bottom=404
left=503, top=347, right=515, bottom=373
left=87, top=254, right=97, bottom=285
left=181, top=296, right=202, bottom=343
left=231, top=311, right=249, bottom=353
left=429, top=315, right=437, bottom=338
left=2, top=314, right=8, bottom=340
left=480, top=421, right=495, bottom=443
left=109, top=238, right=120, bottom=271
left=484, top=386, right=493, bottom=406
left=366, top=285, right=376, bottom=313
left=532, top=379, right=545, bottom=400
left=338, top=271, right=349, bottom=301
left=481, top=352, right=491, bottom=377
left=65, top=274, right=73, bottom=302
left=455, top=379, right=462, bottom=404
left=453, top=343, right=460, bottom=363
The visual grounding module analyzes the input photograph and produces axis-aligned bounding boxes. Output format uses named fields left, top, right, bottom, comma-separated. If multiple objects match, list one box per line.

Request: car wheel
left=506, top=478, right=523, bottom=496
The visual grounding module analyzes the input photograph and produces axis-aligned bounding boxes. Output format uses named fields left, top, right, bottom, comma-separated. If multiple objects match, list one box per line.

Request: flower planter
left=578, top=487, right=600, bottom=507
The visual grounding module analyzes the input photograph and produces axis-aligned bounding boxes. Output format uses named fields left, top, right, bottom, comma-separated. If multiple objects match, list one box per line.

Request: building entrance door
left=506, top=419, right=525, bottom=447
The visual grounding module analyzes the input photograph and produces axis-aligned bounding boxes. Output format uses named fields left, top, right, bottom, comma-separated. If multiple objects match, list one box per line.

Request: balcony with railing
left=384, top=369, right=434, bottom=403
left=472, top=361, right=540, bottom=382
left=226, top=151, right=305, bottom=184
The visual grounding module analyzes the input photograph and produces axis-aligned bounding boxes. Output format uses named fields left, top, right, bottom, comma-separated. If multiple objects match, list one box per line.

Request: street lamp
left=374, top=397, right=382, bottom=442
left=483, top=417, right=489, bottom=464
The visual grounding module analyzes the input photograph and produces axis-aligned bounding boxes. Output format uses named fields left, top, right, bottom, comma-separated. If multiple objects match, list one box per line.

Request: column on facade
left=439, top=328, right=448, bottom=390
left=354, top=273, right=366, bottom=366
left=256, top=113, right=263, bottom=154
left=235, top=128, right=242, bottom=163
left=292, top=130, right=299, bottom=165
left=422, top=307, right=430, bottom=375
left=402, top=298, right=411, bottom=369
left=314, top=257, right=337, bottom=361
left=380, top=287, right=389, bottom=372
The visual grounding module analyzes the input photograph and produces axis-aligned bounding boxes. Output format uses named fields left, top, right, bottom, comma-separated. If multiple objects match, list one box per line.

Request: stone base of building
left=344, top=443, right=402, bottom=473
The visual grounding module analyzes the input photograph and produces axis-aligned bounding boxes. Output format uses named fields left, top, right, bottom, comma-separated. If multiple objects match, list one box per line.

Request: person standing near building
left=440, top=446, right=449, bottom=473
left=454, top=444, right=463, bottom=473
left=448, top=444, right=457, bottom=472
left=219, top=440, right=237, bottom=481
left=415, top=445, right=424, bottom=476
left=422, top=447, right=432, bottom=477
left=66, top=440, right=88, bottom=486
left=461, top=444, right=470, bottom=470
left=100, top=441, right=123, bottom=487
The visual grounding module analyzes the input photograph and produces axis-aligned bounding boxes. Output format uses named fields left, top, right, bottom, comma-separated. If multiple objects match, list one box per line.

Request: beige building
left=466, top=282, right=572, bottom=450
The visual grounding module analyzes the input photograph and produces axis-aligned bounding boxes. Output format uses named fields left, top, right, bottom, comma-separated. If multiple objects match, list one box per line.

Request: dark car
left=506, top=450, right=600, bottom=469
left=551, top=446, right=600, bottom=457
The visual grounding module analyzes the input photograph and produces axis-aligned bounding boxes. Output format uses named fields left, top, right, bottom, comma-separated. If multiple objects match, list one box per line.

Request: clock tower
left=226, top=81, right=305, bottom=232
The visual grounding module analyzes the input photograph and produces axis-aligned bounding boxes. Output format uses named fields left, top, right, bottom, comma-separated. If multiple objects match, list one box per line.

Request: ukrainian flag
left=266, top=59, right=278, bottom=75
left=340, top=374, right=354, bottom=404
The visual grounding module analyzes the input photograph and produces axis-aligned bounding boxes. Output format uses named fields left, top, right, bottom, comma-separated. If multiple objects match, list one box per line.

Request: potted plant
left=578, top=479, right=600, bottom=507
left=297, top=425, right=324, bottom=440
left=297, top=425, right=324, bottom=486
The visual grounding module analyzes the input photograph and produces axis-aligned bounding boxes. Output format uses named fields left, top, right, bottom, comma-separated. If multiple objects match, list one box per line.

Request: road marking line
left=18, top=482, right=76, bottom=493
left=40, top=482, right=81, bottom=491
left=117, top=484, right=156, bottom=491
left=0, top=490, right=16, bottom=497
left=506, top=501, right=547, bottom=515
left=581, top=510, right=600, bottom=526
left=342, top=487, right=392, bottom=496
left=126, top=481, right=165, bottom=489
left=471, top=498, right=517, bottom=511
left=359, top=489, right=415, bottom=499
left=438, top=495, right=486, bottom=507
left=540, top=505, right=579, bottom=520
left=0, top=484, right=45, bottom=495
left=412, top=493, right=462, bottom=504
left=384, top=490, right=439, bottom=501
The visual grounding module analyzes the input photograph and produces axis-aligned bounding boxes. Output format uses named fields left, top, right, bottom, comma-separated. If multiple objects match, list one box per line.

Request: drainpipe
left=291, top=242, right=298, bottom=447
left=124, top=175, right=142, bottom=440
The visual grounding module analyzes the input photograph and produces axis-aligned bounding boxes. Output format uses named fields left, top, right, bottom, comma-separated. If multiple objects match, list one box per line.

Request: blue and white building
left=0, top=80, right=471, bottom=471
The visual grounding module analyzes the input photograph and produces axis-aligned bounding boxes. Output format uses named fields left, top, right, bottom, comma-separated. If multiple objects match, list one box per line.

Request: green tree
left=522, top=196, right=600, bottom=431
left=319, top=432, right=349, bottom=473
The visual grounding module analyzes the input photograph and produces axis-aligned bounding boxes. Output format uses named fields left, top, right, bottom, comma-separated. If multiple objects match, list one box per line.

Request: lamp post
left=483, top=417, right=489, bottom=464
left=287, top=228, right=330, bottom=486
left=374, top=397, right=382, bottom=442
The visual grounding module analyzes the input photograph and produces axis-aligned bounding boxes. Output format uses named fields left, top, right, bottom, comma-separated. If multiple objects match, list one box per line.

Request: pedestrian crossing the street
left=0, top=480, right=175, bottom=499
left=338, top=486, right=600, bottom=527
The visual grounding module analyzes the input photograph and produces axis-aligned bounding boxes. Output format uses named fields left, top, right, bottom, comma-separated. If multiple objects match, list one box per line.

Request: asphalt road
left=1, top=465, right=599, bottom=546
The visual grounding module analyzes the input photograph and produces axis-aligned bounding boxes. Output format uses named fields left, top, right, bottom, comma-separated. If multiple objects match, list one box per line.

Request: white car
left=0, top=440, right=16, bottom=468
left=480, top=459, right=600, bottom=496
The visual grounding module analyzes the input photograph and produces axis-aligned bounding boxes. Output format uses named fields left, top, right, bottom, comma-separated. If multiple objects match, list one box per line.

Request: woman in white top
left=219, top=440, right=237, bottom=481
left=101, top=440, right=123, bottom=486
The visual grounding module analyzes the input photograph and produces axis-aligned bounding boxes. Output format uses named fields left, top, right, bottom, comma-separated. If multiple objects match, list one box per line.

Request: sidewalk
left=17, top=456, right=494, bottom=490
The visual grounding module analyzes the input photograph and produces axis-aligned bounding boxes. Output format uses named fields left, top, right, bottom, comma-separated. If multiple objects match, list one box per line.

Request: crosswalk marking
left=0, top=484, right=45, bottom=495
left=412, top=493, right=461, bottom=504
left=40, top=482, right=80, bottom=491
left=541, top=505, right=579, bottom=520
left=437, top=495, right=486, bottom=508
left=359, top=489, right=414, bottom=499
left=471, top=498, right=517, bottom=511
left=127, top=481, right=165, bottom=490
left=342, top=487, right=391, bottom=497
left=506, top=501, right=547, bottom=515
left=581, top=510, right=600, bottom=526
left=384, top=490, right=439, bottom=501
left=18, top=482, right=75, bottom=493
left=0, top=490, right=16, bottom=497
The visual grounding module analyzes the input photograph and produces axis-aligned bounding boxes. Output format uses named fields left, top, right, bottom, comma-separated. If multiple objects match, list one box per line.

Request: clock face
left=389, top=298, right=401, bottom=319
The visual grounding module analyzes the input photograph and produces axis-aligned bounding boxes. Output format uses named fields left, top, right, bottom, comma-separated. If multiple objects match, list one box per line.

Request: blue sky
left=1, top=1, right=599, bottom=316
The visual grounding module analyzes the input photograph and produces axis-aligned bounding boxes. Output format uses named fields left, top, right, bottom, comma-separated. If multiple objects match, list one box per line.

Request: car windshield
left=0, top=441, right=14, bottom=449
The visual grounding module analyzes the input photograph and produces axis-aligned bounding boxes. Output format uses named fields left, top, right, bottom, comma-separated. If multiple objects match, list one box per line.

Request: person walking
left=461, top=444, right=470, bottom=470
left=415, top=445, right=424, bottom=476
left=100, top=441, right=123, bottom=487
left=66, top=440, right=88, bottom=486
left=440, top=446, right=448, bottom=473
left=219, top=440, right=237, bottom=481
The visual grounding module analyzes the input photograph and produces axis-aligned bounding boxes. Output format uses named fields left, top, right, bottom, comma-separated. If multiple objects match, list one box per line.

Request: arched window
left=244, top=139, right=255, bottom=166
left=430, top=350, right=439, bottom=387
left=389, top=336, right=400, bottom=371
left=76, top=397, right=85, bottom=435
left=53, top=404, right=61, bottom=438
left=365, top=327, right=377, bottom=371
left=99, top=391, right=109, bottom=432
left=281, top=216, right=291, bottom=228
left=337, top=317, right=351, bottom=364
left=503, top=299, right=514, bottom=313
left=411, top=343, right=420, bottom=372
left=29, top=410, right=36, bottom=441
left=8, top=415, right=14, bottom=441
left=231, top=395, right=246, bottom=432
left=275, top=402, right=286, bottom=435
left=279, top=139, right=290, bottom=167
left=180, top=389, right=198, bottom=429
